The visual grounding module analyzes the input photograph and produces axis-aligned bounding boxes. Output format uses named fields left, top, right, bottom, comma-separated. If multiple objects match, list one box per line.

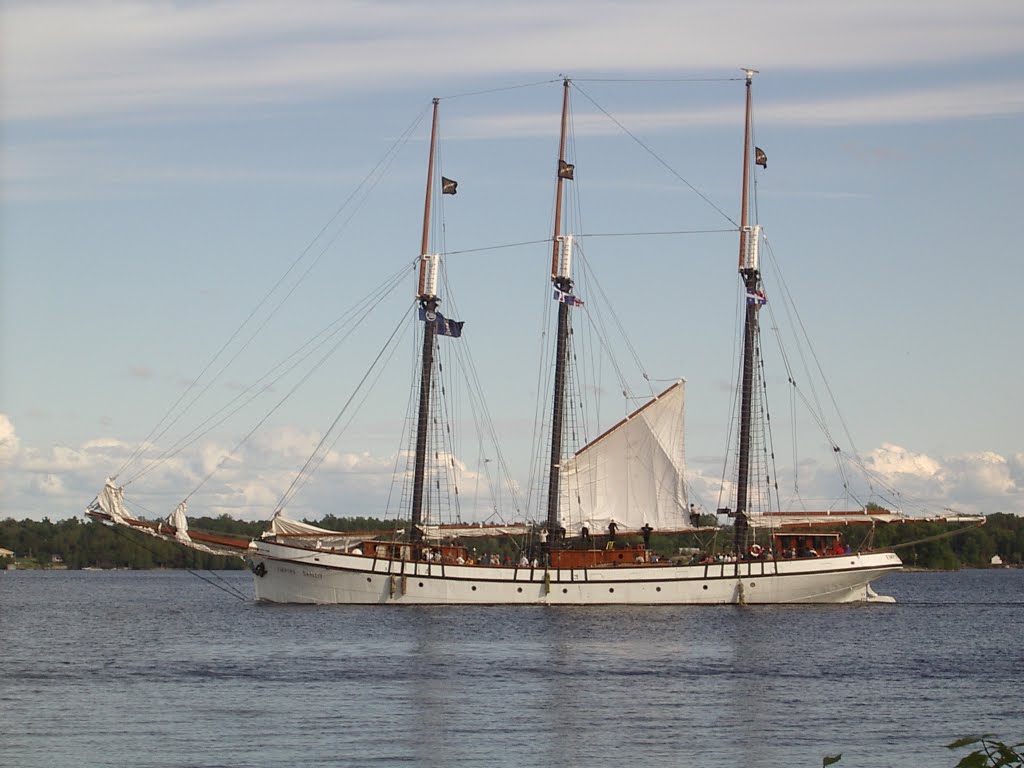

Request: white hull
left=249, top=541, right=902, bottom=605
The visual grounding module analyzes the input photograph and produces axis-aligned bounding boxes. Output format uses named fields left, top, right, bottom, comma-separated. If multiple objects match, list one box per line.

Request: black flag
left=755, top=147, right=767, bottom=169
left=418, top=308, right=464, bottom=338
left=558, top=160, right=575, bottom=180
left=441, top=177, right=458, bottom=195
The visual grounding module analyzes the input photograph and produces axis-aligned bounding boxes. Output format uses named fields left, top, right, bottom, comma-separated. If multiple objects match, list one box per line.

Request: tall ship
left=90, top=73, right=978, bottom=603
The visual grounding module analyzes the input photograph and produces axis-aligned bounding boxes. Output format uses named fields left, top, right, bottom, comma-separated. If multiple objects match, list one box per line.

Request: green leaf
left=823, top=755, right=842, bottom=767
left=954, top=752, right=990, bottom=768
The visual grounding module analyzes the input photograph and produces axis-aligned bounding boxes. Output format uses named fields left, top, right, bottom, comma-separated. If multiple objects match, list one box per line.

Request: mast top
left=741, top=68, right=759, bottom=81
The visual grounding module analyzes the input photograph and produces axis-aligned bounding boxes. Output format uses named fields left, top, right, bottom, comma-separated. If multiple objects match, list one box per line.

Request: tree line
left=1, top=513, right=1022, bottom=570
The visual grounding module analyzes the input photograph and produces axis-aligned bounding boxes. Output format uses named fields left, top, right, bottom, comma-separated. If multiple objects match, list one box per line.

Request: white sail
left=558, top=381, right=688, bottom=533
left=169, top=500, right=192, bottom=545
left=87, top=478, right=130, bottom=525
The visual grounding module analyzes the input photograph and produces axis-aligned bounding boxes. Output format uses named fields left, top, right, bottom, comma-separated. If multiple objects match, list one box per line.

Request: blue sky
left=2, top=0, right=1023, bottom=523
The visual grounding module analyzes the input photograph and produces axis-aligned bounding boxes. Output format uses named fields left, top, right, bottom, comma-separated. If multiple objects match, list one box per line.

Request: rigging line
left=187, top=282, right=414, bottom=505
left=438, top=77, right=563, bottom=101
left=184, top=568, right=249, bottom=601
left=760, top=307, right=807, bottom=502
left=577, top=228, right=737, bottom=238
left=124, top=261, right=414, bottom=486
left=563, top=113, right=604, bottom=451
left=128, top=261, right=414, bottom=483
left=757, top=247, right=845, bottom=496
left=100, top=522, right=249, bottom=601
left=384, top=332, right=422, bottom=521
left=139, top=119, right=418, bottom=468
left=277, top=270, right=415, bottom=497
left=432, top=340, right=460, bottom=524
left=117, top=107, right=429, bottom=481
left=837, top=450, right=911, bottom=503
left=445, top=238, right=550, bottom=256
left=575, top=271, right=632, bottom=400
left=572, top=76, right=746, bottom=83
left=759, top=344, right=785, bottom=516
left=760, top=246, right=860, bottom=507
left=886, top=522, right=987, bottom=551
left=756, top=280, right=812, bottom=503
left=188, top=565, right=249, bottom=600
left=570, top=81, right=738, bottom=228
left=761, top=235, right=859, bottom=457
left=291, top=307, right=414, bottom=507
left=275, top=304, right=415, bottom=514
left=574, top=248, right=652, bottom=396
left=527, top=284, right=557, bottom=519
left=440, top=280, right=524, bottom=516
left=717, top=276, right=746, bottom=512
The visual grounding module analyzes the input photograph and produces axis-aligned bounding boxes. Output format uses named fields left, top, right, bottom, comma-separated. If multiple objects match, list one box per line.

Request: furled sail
left=558, top=381, right=689, bottom=533
left=86, top=479, right=250, bottom=557
left=88, top=478, right=131, bottom=525
left=750, top=510, right=987, bottom=529
left=418, top=523, right=531, bottom=540
left=264, top=512, right=384, bottom=551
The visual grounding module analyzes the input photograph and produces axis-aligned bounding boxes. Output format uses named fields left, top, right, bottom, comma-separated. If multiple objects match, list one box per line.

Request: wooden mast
left=410, top=98, right=441, bottom=544
left=544, top=78, right=573, bottom=552
left=734, top=69, right=759, bottom=555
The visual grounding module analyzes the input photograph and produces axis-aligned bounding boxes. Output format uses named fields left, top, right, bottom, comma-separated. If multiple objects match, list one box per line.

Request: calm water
left=1, top=568, right=1022, bottom=768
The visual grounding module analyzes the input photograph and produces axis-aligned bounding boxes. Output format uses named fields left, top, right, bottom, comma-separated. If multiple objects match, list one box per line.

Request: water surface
left=2, top=568, right=1021, bottom=767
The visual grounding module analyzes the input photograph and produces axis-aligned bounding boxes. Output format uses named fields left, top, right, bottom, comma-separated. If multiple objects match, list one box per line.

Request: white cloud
left=3, top=0, right=1023, bottom=122
left=845, top=444, right=1022, bottom=515
left=0, top=414, right=21, bottom=464
left=684, top=442, right=1024, bottom=519
left=863, top=442, right=944, bottom=480
left=33, top=474, right=65, bottom=496
left=3, top=417, right=1022, bottom=521
left=943, top=451, right=1020, bottom=498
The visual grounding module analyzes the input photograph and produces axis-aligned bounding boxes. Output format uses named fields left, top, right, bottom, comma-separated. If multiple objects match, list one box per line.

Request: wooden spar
left=550, top=80, right=570, bottom=280
left=545, top=79, right=572, bottom=550
left=85, top=509, right=251, bottom=553
left=418, top=99, right=440, bottom=297
left=737, top=72, right=754, bottom=272
left=734, top=70, right=758, bottom=555
left=410, top=98, right=441, bottom=543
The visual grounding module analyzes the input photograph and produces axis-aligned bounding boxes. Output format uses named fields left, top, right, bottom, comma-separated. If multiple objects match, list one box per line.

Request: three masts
left=406, top=74, right=763, bottom=559
left=87, top=73, right=914, bottom=604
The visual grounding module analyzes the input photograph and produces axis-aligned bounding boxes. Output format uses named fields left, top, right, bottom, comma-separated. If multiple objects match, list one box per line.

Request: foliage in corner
left=822, top=736, right=1022, bottom=767
left=946, top=736, right=1024, bottom=768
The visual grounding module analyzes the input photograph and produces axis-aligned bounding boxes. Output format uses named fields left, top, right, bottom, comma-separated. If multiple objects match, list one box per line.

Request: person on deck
left=641, top=523, right=653, bottom=549
left=608, top=520, right=618, bottom=540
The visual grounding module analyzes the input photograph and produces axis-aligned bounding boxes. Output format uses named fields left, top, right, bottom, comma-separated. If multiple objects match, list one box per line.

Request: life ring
left=749, top=544, right=763, bottom=558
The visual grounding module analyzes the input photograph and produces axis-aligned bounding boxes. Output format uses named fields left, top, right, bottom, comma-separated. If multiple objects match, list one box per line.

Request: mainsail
left=558, top=381, right=688, bottom=533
